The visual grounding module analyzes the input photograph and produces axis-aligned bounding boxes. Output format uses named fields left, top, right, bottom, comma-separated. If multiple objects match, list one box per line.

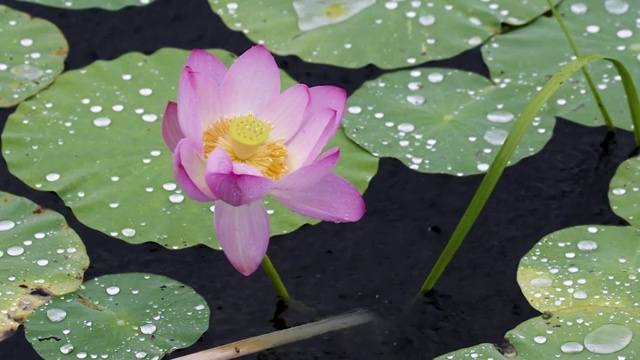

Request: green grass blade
left=418, top=54, right=640, bottom=296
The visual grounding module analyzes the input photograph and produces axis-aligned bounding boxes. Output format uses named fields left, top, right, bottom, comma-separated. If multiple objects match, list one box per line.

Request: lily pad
left=609, top=155, right=640, bottom=226
left=0, top=191, right=89, bottom=341
left=2, top=48, right=378, bottom=250
left=437, top=306, right=640, bottom=359
left=25, top=273, right=209, bottom=360
left=342, top=68, right=555, bottom=175
left=482, top=0, right=640, bottom=130
left=16, top=0, right=156, bottom=10
left=0, top=5, right=67, bottom=107
left=208, top=0, right=559, bottom=69
left=518, top=225, right=640, bottom=313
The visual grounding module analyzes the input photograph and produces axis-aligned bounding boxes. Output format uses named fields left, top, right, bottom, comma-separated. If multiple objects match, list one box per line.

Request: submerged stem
left=417, top=54, right=640, bottom=296
left=261, top=254, right=290, bottom=300
left=546, top=0, right=616, bottom=133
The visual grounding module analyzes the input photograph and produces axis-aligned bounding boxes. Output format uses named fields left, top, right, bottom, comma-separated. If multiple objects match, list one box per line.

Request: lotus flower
left=162, top=46, right=365, bottom=275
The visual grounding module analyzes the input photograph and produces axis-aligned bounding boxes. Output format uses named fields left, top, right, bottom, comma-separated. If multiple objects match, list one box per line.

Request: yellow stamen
left=202, top=116, right=288, bottom=180
left=229, top=115, right=271, bottom=160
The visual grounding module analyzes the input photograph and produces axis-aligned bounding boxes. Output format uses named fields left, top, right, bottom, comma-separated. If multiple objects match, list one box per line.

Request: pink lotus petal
left=220, top=45, right=280, bottom=117
left=307, top=86, right=347, bottom=122
left=205, top=148, right=274, bottom=206
left=257, top=84, right=310, bottom=142
left=162, top=101, right=183, bottom=152
left=214, top=200, right=270, bottom=276
left=173, top=139, right=217, bottom=201
left=185, top=49, right=228, bottom=85
left=270, top=172, right=365, bottom=223
left=286, top=108, right=338, bottom=171
left=272, top=148, right=340, bottom=190
left=177, top=68, right=224, bottom=150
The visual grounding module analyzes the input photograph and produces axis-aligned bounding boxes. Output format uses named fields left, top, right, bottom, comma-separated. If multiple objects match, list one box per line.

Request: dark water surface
left=0, top=0, right=634, bottom=359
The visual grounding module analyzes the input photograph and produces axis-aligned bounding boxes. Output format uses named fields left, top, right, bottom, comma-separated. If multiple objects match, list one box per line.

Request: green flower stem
left=417, top=54, right=640, bottom=297
left=546, top=0, right=616, bottom=133
left=261, top=254, right=290, bottom=300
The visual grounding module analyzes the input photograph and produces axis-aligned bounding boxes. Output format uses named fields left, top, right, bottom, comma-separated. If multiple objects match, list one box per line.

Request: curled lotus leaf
left=0, top=191, right=89, bottom=341
left=209, top=0, right=560, bottom=69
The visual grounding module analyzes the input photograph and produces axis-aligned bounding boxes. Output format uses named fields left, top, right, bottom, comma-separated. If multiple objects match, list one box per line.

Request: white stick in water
left=173, top=309, right=375, bottom=360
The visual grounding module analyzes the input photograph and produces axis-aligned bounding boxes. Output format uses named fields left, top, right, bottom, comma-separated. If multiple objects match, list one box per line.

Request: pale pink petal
left=177, top=68, right=223, bottom=150
left=185, top=49, right=228, bottom=85
left=220, top=45, right=280, bottom=117
left=257, top=84, right=310, bottom=142
left=173, top=139, right=217, bottom=201
left=272, top=148, right=340, bottom=190
left=270, top=172, right=365, bottom=223
left=286, top=108, right=338, bottom=171
left=307, top=86, right=346, bottom=123
left=214, top=200, right=270, bottom=276
left=205, top=148, right=274, bottom=206
left=162, top=101, right=183, bottom=152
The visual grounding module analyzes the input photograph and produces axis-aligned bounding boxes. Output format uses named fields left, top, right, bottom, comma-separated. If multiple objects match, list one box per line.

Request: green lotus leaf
left=0, top=191, right=89, bottom=341
left=609, top=155, right=640, bottom=226
left=2, top=48, right=378, bottom=250
left=0, top=5, right=67, bottom=108
left=437, top=306, right=640, bottom=359
left=16, top=0, right=156, bottom=10
left=25, top=273, right=209, bottom=360
left=482, top=0, right=640, bottom=130
left=342, top=68, right=555, bottom=175
left=208, top=0, right=560, bottom=69
left=518, top=225, right=640, bottom=313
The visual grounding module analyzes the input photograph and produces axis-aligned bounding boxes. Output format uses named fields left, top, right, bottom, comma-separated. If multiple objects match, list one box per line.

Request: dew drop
left=348, top=106, right=362, bottom=114
left=533, top=335, right=547, bottom=344
left=617, top=29, right=633, bottom=39
left=604, top=0, right=629, bottom=15
left=162, top=182, right=177, bottom=191
left=20, top=38, right=33, bottom=46
left=467, top=36, right=482, bottom=46
left=584, top=324, right=633, bottom=354
left=106, top=286, right=121, bottom=296
left=195, top=304, right=206, bottom=311
left=139, top=88, right=153, bottom=96
left=77, top=352, right=87, bottom=359
left=397, top=123, right=415, bottom=132
left=573, top=290, right=587, bottom=299
left=169, top=194, right=184, bottom=203
left=477, top=163, right=489, bottom=172
left=530, top=277, right=552, bottom=287
left=612, top=187, right=626, bottom=195
left=7, top=246, right=24, bottom=256
left=483, top=129, right=508, bottom=146
left=122, top=228, right=136, bottom=237
left=10, top=64, right=43, bottom=81
left=59, top=343, right=74, bottom=354
left=427, top=72, right=444, bottom=83
left=406, top=94, right=425, bottom=105
left=586, top=25, right=600, bottom=34
left=135, top=351, right=147, bottom=359
left=46, top=308, right=67, bottom=322
left=408, top=81, right=422, bottom=90
left=142, top=114, right=158, bottom=122
left=418, top=15, right=435, bottom=26
left=570, top=3, right=588, bottom=14
left=561, top=341, right=584, bottom=354
left=0, top=220, right=16, bottom=231
left=93, top=117, right=111, bottom=127
left=486, top=110, right=514, bottom=123
left=90, top=105, right=102, bottom=113
left=577, top=240, right=598, bottom=252
left=140, top=323, right=157, bottom=335
left=37, top=259, right=49, bottom=266
left=46, top=173, right=61, bottom=182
